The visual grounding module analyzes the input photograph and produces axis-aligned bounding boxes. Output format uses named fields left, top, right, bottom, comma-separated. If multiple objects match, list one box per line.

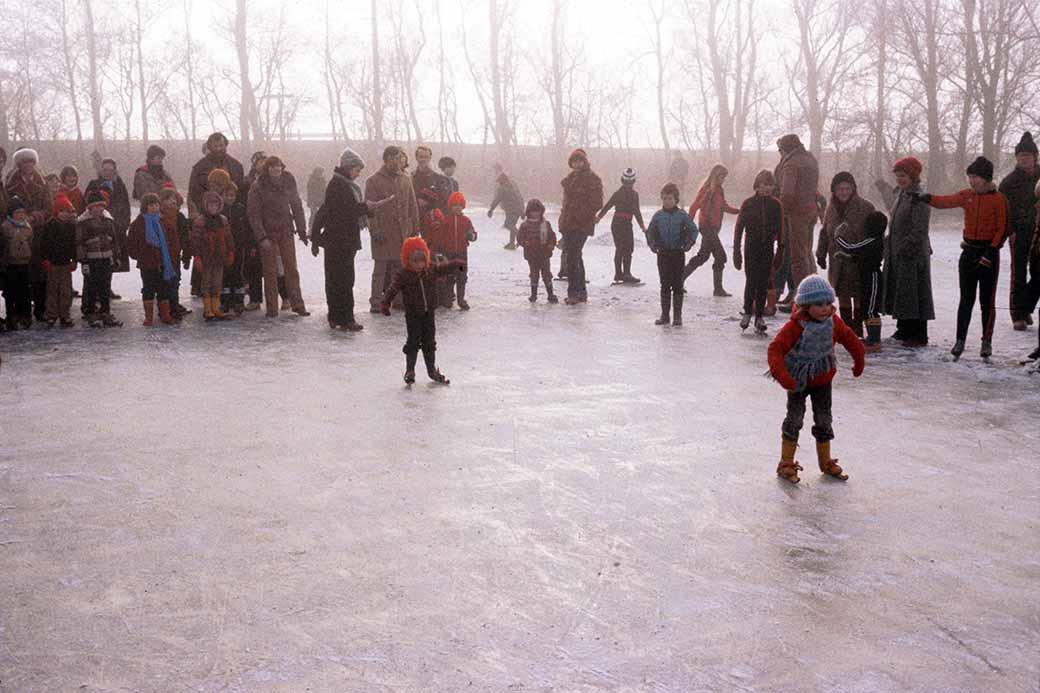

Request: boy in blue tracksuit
left=647, top=183, right=698, bottom=326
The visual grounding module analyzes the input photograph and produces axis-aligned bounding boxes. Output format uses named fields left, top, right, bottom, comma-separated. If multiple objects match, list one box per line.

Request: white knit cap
left=12, top=148, right=38, bottom=165
left=621, top=167, right=636, bottom=183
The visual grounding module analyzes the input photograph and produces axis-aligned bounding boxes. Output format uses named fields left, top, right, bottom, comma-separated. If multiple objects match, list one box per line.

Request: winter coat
left=412, top=168, right=450, bottom=215
left=928, top=185, right=1009, bottom=250
left=247, top=171, right=306, bottom=244
left=881, top=182, right=935, bottom=321
left=5, top=169, right=52, bottom=227
left=314, top=168, right=369, bottom=252
left=647, top=207, right=698, bottom=252
left=59, top=185, right=85, bottom=214
left=689, top=185, right=740, bottom=230
left=0, top=178, right=7, bottom=217
left=306, top=171, right=328, bottom=209
left=768, top=310, right=865, bottom=391
left=39, top=218, right=78, bottom=266
left=190, top=214, right=234, bottom=269
left=188, top=153, right=245, bottom=215
left=777, top=144, right=820, bottom=217
left=86, top=176, right=131, bottom=271
left=382, top=259, right=466, bottom=314
left=559, top=168, right=603, bottom=235
left=128, top=213, right=181, bottom=271
left=75, top=210, right=117, bottom=262
left=163, top=209, right=192, bottom=267
left=733, top=194, right=784, bottom=259
left=225, top=201, right=252, bottom=256
left=490, top=173, right=525, bottom=217
left=817, top=193, right=875, bottom=300
left=132, top=165, right=174, bottom=201
left=997, top=166, right=1039, bottom=235
left=364, top=165, right=420, bottom=262
left=1, top=219, right=33, bottom=265
left=600, top=185, right=645, bottom=227
left=429, top=213, right=475, bottom=257
left=518, top=218, right=557, bottom=262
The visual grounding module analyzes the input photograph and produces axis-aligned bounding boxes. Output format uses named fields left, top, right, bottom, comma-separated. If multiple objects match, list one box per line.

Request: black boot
left=655, top=290, right=671, bottom=325
left=613, top=254, right=623, bottom=283
left=546, top=278, right=558, bottom=303
left=672, top=290, right=683, bottom=327
left=404, top=351, right=418, bottom=384
left=529, top=282, right=538, bottom=303
left=424, top=349, right=449, bottom=384
left=713, top=268, right=731, bottom=297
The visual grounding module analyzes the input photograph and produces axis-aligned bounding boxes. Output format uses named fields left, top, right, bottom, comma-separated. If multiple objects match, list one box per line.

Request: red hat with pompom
left=400, top=235, right=431, bottom=268
left=447, top=191, right=466, bottom=209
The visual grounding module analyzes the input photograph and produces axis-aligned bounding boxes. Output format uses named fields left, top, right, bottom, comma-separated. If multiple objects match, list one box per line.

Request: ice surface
left=1, top=209, right=1037, bottom=691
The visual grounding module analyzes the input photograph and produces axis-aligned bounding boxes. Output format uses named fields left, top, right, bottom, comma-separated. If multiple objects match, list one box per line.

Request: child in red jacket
left=517, top=199, right=559, bottom=303
left=428, top=191, right=476, bottom=310
left=768, top=275, right=865, bottom=483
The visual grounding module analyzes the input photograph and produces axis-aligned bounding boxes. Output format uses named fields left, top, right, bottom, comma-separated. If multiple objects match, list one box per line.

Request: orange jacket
left=768, top=310, right=865, bottom=391
left=927, top=187, right=1009, bottom=249
left=689, top=185, right=740, bottom=230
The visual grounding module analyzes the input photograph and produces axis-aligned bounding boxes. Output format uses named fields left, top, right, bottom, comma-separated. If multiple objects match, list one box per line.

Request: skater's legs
left=808, top=384, right=834, bottom=443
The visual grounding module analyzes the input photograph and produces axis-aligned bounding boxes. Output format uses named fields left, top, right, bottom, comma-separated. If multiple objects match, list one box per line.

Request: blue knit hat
left=795, top=275, right=835, bottom=306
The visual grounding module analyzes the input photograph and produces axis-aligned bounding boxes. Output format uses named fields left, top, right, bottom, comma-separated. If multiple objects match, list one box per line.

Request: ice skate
left=547, top=293, right=559, bottom=304
left=754, top=316, right=768, bottom=335
left=529, top=285, right=538, bottom=303
left=404, top=371, right=416, bottom=385
left=622, top=273, right=641, bottom=285
left=428, top=368, right=450, bottom=385
left=777, top=438, right=801, bottom=483
left=740, top=313, right=752, bottom=331
left=101, top=313, right=122, bottom=327
left=950, top=340, right=965, bottom=361
left=817, top=441, right=848, bottom=481
left=980, top=340, right=992, bottom=360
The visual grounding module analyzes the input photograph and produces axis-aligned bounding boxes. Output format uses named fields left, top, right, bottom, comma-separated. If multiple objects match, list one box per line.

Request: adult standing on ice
left=877, top=157, right=934, bottom=347
left=189, top=133, right=245, bottom=217
left=816, top=172, right=875, bottom=338
left=132, top=145, right=174, bottom=202
left=775, top=134, right=820, bottom=290
left=558, top=149, right=603, bottom=305
left=365, top=146, right=419, bottom=313
left=998, top=132, right=1040, bottom=330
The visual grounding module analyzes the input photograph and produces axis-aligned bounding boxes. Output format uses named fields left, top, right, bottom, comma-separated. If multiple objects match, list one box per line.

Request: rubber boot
left=777, top=438, right=802, bottom=483
left=765, top=288, right=778, bottom=317
left=404, top=351, right=418, bottom=384
left=613, top=255, right=623, bottom=283
left=712, top=268, right=731, bottom=297
left=655, top=290, right=671, bottom=325
left=816, top=441, right=848, bottom=480
left=210, top=296, right=229, bottom=320
left=529, top=282, right=538, bottom=303
left=980, top=340, right=992, bottom=359
left=672, top=290, right=683, bottom=327
left=158, top=300, right=175, bottom=325
left=546, top=278, right=558, bottom=304
left=142, top=299, right=154, bottom=327
left=951, top=340, right=965, bottom=360
left=863, top=321, right=882, bottom=353
left=203, top=296, right=215, bottom=321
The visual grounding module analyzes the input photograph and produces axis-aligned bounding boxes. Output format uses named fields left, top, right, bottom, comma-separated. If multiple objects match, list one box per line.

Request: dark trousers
left=84, top=259, right=113, bottom=315
left=246, top=253, right=264, bottom=304
left=612, top=220, right=634, bottom=279
left=773, top=222, right=795, bottom=296
left=860, top=269, right=882, bottom=320
left=140, top=269, right=171, bottom=301
left=1009, top=225, right=1039, bottom=320
left=742, top=244, right=775, bottom=317
left=403, top=309, right=437, bottom=373
left=782, top=383, right=834, bottom=443
left=504, top=213, right=520, bottom=246
left=563, top=232, right=588, bottom=300
left=657, top=249, right=685, bottom=319
left=957, top=246, right=999, bottom=342
left=31, top=277, right=47, bottom=320
left=168, top=267, right=182, bottom=306
left=3, top=264, right=32, bottom=323
left=324, top=244, right=358, bottom=326
left=685, top=226, right=727, bottom=276
left=528, top=257, right=553, bottom=292
left=439, top=251, right=468, bottom=306
left=895, top=319, right=929, bottom=344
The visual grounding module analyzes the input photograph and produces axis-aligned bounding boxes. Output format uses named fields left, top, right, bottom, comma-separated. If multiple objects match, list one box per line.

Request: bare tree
left=82, top=0, right=105, bottom=145
left=370, top=0, right=386, bottom=146
left=646, top=0, right=672, bottom=157
left=387, top=0, right=426, bottom=143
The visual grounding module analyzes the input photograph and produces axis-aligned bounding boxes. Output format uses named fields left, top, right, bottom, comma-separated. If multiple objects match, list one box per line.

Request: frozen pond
left=1, top=209, right=1037, bottom=690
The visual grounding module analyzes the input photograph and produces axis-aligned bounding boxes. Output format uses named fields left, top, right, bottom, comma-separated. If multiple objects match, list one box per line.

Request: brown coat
left=247, top=171, right=306, bottom=244
left=777, top=145, right=820, bottom=218
left=190, top=215, right=234, bottom=269
left=559, top=168, right=603, bottom=235
left=817, top=193, right=875, bottom=299
left=5, top=169, right=52, bottom=227
left=364, top=165, right=420, bottom=262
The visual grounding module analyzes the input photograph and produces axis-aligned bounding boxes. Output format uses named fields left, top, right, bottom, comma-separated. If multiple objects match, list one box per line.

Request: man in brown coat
left=776, top=134, right=820, bottom=288
left=132, top=145, right=175, bottom=201
left=364, top=146, right=419, bottom=312
left=559, top=148, right=603, bottom=304
left=247, top=156, right=310, bottom=318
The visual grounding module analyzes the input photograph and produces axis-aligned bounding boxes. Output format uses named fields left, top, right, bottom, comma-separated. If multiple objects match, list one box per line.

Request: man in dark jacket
left=558, top=148, right=603, bottom=304
left=488, top=163, right=525, bottom=249
left=188, top=132, right=245, bottom=217
left=998, top=131, right=1040, bottom=330
left=132, top=145, right=175, bottom=201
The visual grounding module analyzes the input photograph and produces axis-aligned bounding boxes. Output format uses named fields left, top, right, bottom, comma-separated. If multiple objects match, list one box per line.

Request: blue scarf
left=784, top=316, right=836, bottom=393
left=6, top=216, right=29, bottom=228
left=143, top=212, right=176, bottom=282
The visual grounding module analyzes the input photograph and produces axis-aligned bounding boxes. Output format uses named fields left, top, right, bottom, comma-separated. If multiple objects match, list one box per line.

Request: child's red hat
left=447, top=191, right=466, bottom=209
left=52, top=194, right=76, bottom=217
left=401, top=235, right=431, bottom=267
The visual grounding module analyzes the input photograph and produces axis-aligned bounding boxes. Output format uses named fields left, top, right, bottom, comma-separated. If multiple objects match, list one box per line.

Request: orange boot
left=817, top=441, right=848, bottom=480
left=142, top=299, right=154, bottom=326
left=158, top=300, right=176, bottom=325
left=202, top=296, right=215, bottom=321
left=776, top=438, right=802, bottom=483
left=210, top=296, right=228, bottom=320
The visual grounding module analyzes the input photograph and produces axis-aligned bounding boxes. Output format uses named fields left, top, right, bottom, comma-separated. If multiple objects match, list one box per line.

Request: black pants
left=895, top=318, right=929, bottom=344
left=612, top=220, right=634, bottom=279
left=528, top=257, right=553, bottom=292
left=140, top=268, right=171, bottom=301
left=3, top=264, right=31, bottom=323
left=563, top=232, right=588, bottom=300
left=246, top=253, right=264, bottom=304
left=742, top=243, right=775, bottom=317
left=657, top=249, right=685, bottom=319
left=782, top=383, right=834, bottom=443
left=84, top=259, right=113, bottom=315
left=403, top=309, right=437, bottom=373
left=1009, top=224, right=1039, bottom=320
left=31, top=276, right=47, bottom=321
left=685, top=225, right=727, bottom=276
left=957, top=245, right=999, bottom=342
left=324, top=244, right=358, bottom=326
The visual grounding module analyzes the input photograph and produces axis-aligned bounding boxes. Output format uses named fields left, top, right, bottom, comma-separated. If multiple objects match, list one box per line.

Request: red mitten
left=852, top=362, right=864, bottom=377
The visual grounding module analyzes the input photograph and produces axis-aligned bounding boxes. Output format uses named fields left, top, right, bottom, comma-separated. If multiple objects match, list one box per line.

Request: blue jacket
left=647, top=207, right=698, bottom=252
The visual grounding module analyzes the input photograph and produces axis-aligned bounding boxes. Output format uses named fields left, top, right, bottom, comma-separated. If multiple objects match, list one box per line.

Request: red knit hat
left=52, top=194, right=76, bottom=217
left=892, top=156, right=923, bottom=180
left=447, top=191, right=466, bottom=208
left=400, top=235, right=431, bottom=267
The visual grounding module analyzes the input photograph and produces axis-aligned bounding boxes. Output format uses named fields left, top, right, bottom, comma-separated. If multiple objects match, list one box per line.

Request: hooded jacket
left=559, top=166, right=603, bottom=235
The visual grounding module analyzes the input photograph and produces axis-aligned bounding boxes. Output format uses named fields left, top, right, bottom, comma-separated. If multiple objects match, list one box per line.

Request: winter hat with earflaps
left=339, top=148, right=365, bottom=171
left=525, top=198, right=545, bottom=218
left=795, top=275, right=836, bottom=306
left=966, top=156, right=994, bottom=182
left=621, top=168, right=637, bottom=184
left=830, top=171, right=857, bottom=193
left=1015, top=132, right=1038, bottom=156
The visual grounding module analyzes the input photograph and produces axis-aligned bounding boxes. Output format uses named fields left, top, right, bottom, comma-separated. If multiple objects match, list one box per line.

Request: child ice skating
left=381, top=236, right=465, bottom=385
left=517, top=199, right=558, bottom=304
left=733, top=170, right=784, bottom=334
left=684, top=164, right=741, bottom=296
left=428, top=191, right=476, bottom=310
left=646, top=183, right=698, bottom=326
left=768, top=275, right=865, bottom=483
left=597, top=168, right=646, bottom=284
left=835, top=211, right=888, bottom=352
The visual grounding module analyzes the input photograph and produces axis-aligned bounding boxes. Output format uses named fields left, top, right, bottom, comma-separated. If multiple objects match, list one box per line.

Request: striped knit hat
left=621, top=168, right=636, bottom=184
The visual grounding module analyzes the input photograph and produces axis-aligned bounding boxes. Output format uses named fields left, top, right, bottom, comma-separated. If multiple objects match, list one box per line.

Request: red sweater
left=428, top=213, right=474, bottom=256
left=928, top=186, right=1009, bottom=248
left=768, top=310, right=865, bottom=390
left=689, top=185, right=740, bottom=229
